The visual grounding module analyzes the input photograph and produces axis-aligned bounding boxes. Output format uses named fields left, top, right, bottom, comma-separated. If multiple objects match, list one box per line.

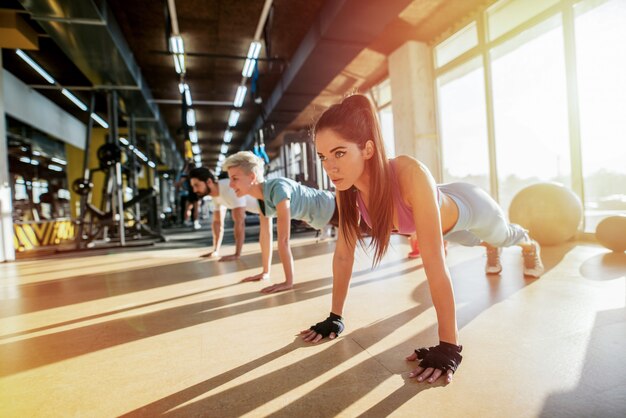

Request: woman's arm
left=330, top=225, right=356, bottom=317
left=220, top=206, right=246, bottom=260
left=399, top=156, right=458, bottom=346
left=399, top=157, right=461, bottom=384
left=261, top=199, right=293, bottom=293
left=301, top=195, right=357, bottom=343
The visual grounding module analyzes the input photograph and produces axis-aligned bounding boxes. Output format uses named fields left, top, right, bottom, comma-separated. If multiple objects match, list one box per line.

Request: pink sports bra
left=356, top=159, right=441, bottom=235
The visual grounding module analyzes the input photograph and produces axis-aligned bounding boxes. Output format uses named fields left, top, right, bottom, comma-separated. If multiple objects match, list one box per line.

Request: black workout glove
left=309, top=312, right=344, bottom=338
left=415, top=341, right=463, bottom=373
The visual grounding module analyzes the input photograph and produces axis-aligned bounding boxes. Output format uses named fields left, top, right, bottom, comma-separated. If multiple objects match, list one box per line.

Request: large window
left=491, top=16, right=571, bottom=212
left=574, top=0, right=626, bottom=230
left=369, top=78, right=396, bottom=157
left=437, top=58, right=490, bottom=192
left=434, top=0, right=625, bottom=233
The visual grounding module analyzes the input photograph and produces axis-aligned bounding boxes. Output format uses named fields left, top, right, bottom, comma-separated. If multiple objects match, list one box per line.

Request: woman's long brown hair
left=314, top=94, right=394, bottom=266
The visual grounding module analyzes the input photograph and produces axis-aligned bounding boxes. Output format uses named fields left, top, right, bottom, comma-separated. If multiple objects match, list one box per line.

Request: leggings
left=439, top=183, right=528, bottom=247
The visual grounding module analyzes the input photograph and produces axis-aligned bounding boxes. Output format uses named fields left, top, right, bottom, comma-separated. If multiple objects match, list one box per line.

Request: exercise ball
left=596, top=215, right=626, bottom=252
left=509, top=183, right=582, bottom=246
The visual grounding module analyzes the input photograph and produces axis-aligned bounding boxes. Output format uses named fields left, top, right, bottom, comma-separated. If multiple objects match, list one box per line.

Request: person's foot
left=522, top=240, right=544, bottom=277
left=485, top=246, right=502, bottom=274
left=408, top=248, right=421, bottom=259
left=184, top=220, right=192, bottom=227
left=193, top=220, right=201, bottom=230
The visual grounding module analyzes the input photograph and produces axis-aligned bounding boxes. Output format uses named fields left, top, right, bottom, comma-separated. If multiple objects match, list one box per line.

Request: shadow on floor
left=1, top=238, right=337, bottom=318
left=579, top=251, right=626, bottom=281
left=121, top=301, right=434, bottom=418
left=135, top=243, right=582, bottom=417
left=0, top=259, right=420, bottom=377
left=539, top=306, right=626, bottom=417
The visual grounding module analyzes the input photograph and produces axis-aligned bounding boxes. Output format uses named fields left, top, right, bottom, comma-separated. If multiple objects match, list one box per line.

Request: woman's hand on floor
left=260, top=282, right=293, bottom=293
left=241, top=272, right=270, bottom=282
left=299, top=312, right=344, bottom=343
left=299, top=329, right=337, bottom=343
left=405, top=341, right=462, bottom=384
left=200, top=251, right=219, bottom=258
left=219, top=254, right=240, bottom=262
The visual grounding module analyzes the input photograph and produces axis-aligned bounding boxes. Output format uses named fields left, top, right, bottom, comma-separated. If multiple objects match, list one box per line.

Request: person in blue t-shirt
left=223, top=151, right=337, bottom=293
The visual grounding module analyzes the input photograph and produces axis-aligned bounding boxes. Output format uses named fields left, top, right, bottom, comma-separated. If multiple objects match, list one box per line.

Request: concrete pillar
left=388, top=41, right=441, bottom=181
left=0, top=52, right=16, bottom=262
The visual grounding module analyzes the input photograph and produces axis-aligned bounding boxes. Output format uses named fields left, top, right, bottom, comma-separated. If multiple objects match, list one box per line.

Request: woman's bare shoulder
left=391, top=155, right=429, bottom=179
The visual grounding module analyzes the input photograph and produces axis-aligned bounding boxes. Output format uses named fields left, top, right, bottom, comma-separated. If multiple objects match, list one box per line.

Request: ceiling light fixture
left=228, top=110, right=240, bottom=127
left=186, top=109, right=196, bottom=127
left=223, top=130, right=233, bottom=143
left=220, top=144, right=229, bottom=154
left=91, top=113, right=109, bottom=129
left=16, top=49, right=56, bottom=84
left=61, top=89, right=88, bottom=111
left=134, top=149, right=148, bottom=162
left=242, top=41, right=262, bottom=78
left=48, top=164, right=63, bottom=172
left=169, top=35, right=184, bottom=54
left=184, top=86, right=192, bottom=106
left=192, top=144, right=200, bottom=155
left=218, top=153, right=225, bottom=162
left=233, top=85, right=247, bottom=108
left=189, top=130, right=198, bottom=143
left=173, top=54, right=185, bottom=74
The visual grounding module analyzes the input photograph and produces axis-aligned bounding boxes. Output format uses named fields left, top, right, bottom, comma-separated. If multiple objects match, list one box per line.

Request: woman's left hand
left=405, top=341, right=462, bottom=384
left=219, top=254, right=240, bottom=262
left=261, top=282, right=293, bottom=293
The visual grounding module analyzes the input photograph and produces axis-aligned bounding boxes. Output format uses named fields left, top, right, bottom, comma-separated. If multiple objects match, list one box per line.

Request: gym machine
left=70, top=91, right=167, bottom=251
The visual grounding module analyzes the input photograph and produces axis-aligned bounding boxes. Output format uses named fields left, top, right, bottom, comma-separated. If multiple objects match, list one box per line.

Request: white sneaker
left=193, top=220, right=201, bottom=230
left=485, top=247, right=502, bottom=274
left=522, top=240, right=544, bottom=277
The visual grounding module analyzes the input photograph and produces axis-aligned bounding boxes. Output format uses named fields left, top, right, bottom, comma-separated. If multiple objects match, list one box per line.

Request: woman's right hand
left=200, top=251, right=219, bottom=258
left=406, top=341, right=462, bottom=384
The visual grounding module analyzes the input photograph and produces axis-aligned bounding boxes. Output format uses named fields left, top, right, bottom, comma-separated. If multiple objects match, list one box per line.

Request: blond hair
left=223, top=151, right=265, bottom=181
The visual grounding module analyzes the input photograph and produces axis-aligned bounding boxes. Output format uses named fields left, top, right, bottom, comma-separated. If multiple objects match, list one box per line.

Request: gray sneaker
left=522, top=240, right=544, bottom=277
left=485, top=246, right=502, bottom=274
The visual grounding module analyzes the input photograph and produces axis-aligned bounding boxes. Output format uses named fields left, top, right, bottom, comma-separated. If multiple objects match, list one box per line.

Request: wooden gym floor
left=1, top=229, right=625, bottom=417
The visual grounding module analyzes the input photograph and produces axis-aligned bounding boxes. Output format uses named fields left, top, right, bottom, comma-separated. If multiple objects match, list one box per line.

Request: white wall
left=0, top=55, right=16, bottom=261
left=2, top=69, right=86, bottom=150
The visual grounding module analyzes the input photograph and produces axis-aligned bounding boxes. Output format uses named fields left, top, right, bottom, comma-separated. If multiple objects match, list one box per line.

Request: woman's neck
left=250, top=182, right=265, bottom=200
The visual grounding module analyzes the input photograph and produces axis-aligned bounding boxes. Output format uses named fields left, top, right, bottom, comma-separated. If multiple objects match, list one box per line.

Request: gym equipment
left=85, top=188, right=155, bottom=220
left=72, top=178, right=93, bottom=196
left=596, top=215, right=626, bottom=252
left=509, top=183, right=582, bottom=246
left=97, top=143, right=122, bottom=169
left=69, top=92, right=167, bottom=252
